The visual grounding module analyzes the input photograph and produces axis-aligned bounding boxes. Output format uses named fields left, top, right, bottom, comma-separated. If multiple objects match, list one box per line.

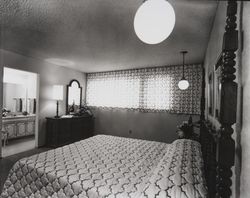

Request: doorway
left=1, top=67, right=39, bottom=157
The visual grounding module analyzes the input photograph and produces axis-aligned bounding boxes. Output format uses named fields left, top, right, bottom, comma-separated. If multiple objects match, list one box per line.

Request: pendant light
left=178, top=51, right=189, bottom=90
left=134, top=0, right=175, bottom=44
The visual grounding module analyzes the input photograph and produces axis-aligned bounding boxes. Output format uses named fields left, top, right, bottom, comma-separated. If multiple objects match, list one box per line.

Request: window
left=142, top=74, right=171, bottom=110
left=86, top=74, right=140, bottom=109
left=86, top=65, right=202, bottom=114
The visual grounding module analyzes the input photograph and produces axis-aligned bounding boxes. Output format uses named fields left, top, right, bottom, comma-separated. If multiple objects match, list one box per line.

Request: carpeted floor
left=0, top=147, right=51, bottom=194
left=2, top=136, right=36, bottom=157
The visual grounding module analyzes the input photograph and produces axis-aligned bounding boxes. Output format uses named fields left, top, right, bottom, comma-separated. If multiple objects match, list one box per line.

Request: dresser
left=46, top=115, right=94, bottom=147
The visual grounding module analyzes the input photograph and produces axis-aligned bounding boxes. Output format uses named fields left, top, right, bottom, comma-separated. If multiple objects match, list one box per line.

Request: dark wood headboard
left=200, top=1, right=238, bottom=198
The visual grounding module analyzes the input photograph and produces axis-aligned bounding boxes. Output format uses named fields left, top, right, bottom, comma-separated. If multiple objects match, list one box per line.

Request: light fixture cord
left=182, top=52, right=185, bottom=78
left=180, top=51, right=187, bottom=79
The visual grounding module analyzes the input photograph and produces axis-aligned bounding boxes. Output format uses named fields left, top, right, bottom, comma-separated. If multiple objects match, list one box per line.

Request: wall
left=92, top=108, right=199, bottom=144
left=0, top=64, right=3, bottom=157
left=203, top=1, right=243, bottom=198
left=240, top=2, right=250, bottom=198
left=0, top=49, right=86, bottom=147
left=203, top=2, right=226, bottom=128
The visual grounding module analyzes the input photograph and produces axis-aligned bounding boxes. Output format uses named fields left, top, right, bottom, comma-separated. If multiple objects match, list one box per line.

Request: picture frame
left=208, top=53, right=223, bottom=119
left=208, top=72, right=214, bottom=116
left=214, top=54, right=223, bottom=121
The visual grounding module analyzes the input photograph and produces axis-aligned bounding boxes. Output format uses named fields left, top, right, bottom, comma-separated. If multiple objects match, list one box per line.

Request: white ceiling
left=0, top=0, right=218, bottom=72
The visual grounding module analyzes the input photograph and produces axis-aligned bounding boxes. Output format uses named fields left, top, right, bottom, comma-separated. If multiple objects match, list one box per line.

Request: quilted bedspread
left=1, top=135, right=207, bottom=198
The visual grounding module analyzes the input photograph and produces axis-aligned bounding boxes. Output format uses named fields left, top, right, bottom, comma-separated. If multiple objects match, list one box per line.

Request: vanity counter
left=2, top=114, right=36, bottom=140
left=3, top=114, right=36, bottom=120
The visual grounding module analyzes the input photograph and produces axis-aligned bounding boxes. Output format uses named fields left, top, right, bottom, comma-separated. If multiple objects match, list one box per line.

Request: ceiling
left=0, top=0, right=218, bottom=73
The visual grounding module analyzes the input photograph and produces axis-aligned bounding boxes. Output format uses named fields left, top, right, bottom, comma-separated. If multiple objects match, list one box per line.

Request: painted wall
left=203, top=2, right=226, bottom=128
left=203, top=1, right=237, bottom=197
left=203, top=1, right=244, bottom=198
left=240, top=2, right=250, bottom=198
left=0, top=64, right=3, bottom=157
left=0, top=49, right=86, bottom=147
left=92, top=108, right=199, bottom=144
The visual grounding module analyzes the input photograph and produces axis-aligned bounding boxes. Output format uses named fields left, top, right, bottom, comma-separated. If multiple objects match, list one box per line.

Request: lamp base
left=55, top=100, right=59, bottom=118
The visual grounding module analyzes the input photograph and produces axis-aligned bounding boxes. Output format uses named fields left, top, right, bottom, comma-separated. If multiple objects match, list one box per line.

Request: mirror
left=66, top=79, right=82, bottom=114
left=3, top=83, right=26, bottom=112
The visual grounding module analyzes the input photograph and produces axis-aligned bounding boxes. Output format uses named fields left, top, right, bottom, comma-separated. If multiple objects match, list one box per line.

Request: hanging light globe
left=134, top=0, right=175, bottom=44
left=178, top=51, right=189, bottom=90
left=178, top=78, right=189, bottom=90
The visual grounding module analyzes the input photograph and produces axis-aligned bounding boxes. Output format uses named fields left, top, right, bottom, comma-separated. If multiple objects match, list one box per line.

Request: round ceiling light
left=178, top=78, right=189, bottom=90
left=134, top=0, right=175, bottom=44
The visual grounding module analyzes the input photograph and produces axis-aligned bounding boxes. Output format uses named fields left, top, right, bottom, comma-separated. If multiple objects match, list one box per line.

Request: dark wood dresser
left=46, top=115, right=94, bottom=147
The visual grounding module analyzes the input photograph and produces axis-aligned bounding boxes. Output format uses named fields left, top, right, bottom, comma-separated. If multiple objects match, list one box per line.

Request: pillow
left=141, top=139, right=207, bottom=198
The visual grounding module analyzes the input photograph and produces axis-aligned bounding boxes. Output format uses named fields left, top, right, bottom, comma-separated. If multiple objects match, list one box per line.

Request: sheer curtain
left=86, top=71, right=140, bottom=109
left=86, top=64, right=202, bottom=114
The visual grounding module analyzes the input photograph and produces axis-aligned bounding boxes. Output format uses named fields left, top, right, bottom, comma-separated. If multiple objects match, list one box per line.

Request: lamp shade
left=178, top=78, right=189, bottom=90
left=53, top=85, right=63, bottom=100
left=134, top=0, right=175, bottom=44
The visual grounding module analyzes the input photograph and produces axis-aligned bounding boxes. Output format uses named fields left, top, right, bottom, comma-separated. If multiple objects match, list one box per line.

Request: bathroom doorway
left=1, top=67, right=39, bottom=157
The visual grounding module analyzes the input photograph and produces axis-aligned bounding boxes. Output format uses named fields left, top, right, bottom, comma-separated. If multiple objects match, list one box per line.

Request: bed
left=1, top=135, right=207, bottom=198
left=1, top=0, right=238, bottom=197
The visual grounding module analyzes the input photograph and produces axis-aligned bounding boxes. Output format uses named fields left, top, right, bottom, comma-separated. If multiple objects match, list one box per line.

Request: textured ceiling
left=0, top=0, right=218, bottom=72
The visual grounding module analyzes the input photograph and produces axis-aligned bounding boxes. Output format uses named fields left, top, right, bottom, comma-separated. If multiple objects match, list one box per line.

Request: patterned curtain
left=86, top=64, right=202, bottom=115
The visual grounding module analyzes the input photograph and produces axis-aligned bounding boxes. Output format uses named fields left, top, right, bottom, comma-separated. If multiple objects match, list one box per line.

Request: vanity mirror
left=66, top=79, right=82, bottom=114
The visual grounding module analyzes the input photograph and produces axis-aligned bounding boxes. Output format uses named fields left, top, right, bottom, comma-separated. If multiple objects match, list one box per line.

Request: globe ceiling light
left=178, top=51, right=189, bottom=90
left=178, top=78, right=189, bottom=90
left=134, top=0, right=175, bottom=44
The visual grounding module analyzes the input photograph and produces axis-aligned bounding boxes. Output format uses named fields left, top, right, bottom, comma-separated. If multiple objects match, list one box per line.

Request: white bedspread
left=1, top=135, right=207, bottom=198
